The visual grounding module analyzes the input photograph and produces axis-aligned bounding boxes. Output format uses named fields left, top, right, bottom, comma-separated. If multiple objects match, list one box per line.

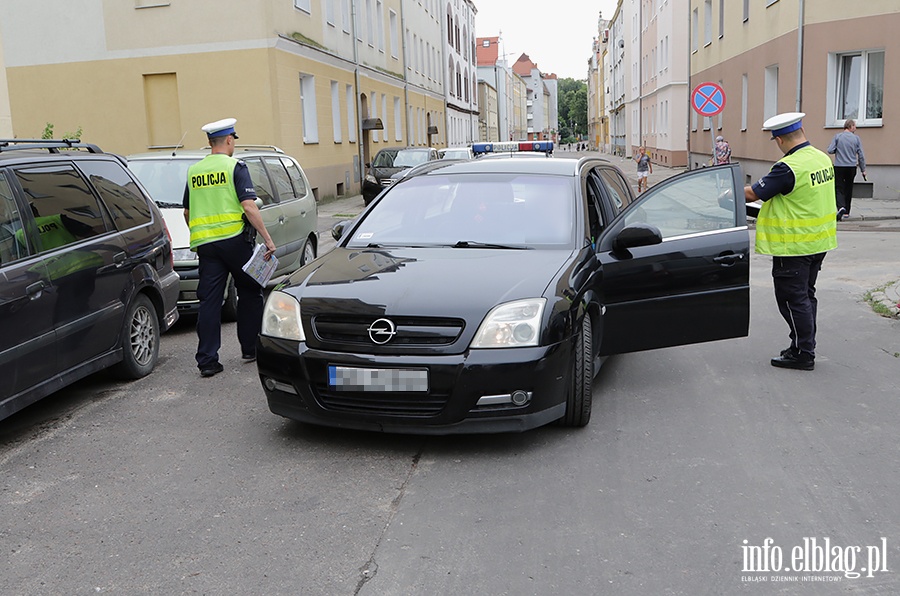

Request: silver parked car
left=128, top=146, right=318, bottom=319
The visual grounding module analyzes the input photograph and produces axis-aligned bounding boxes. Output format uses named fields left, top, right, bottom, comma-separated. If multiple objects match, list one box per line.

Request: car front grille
left=313, top=386, right=450, bottom=417
left=313, top=315, right=464, bottom=347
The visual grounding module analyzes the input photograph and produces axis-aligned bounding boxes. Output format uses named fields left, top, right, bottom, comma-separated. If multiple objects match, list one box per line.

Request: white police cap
left=762, top=112, right=804, bottom=139
left=201, top=117, right=239, bottom=139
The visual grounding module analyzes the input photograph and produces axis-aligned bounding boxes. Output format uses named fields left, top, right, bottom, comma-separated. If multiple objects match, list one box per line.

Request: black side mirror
left=331, top=219, right=351, bottom=241
left=612, top=223, right=663, bottom=256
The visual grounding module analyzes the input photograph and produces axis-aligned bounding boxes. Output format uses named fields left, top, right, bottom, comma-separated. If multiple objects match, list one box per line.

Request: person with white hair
left=714, top=135, right=732, bottom=165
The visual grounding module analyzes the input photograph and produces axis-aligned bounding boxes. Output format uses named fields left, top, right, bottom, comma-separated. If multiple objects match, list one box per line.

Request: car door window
left=0, top=172, right=27, bottom=264
left=596, top=167, right=632, bottom=215
left=281, top=157, right=308, bottom=198
left=14, top=164, right=111, bottom=251
left=584, top=174, right=605, bottom=245
left=263, top=157, right=297, bottom=204
left=243, top=158, right=278, bottom=205
left=620, top=167, right=737, bottom=239
left=78, top=160, right=153, bottom=231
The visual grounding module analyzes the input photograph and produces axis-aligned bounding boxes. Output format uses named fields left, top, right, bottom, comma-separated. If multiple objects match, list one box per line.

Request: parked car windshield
left=372, top=150, right=399, bottom=168
left=393, top=149, right=433, bottom=168
left=128, top=159, right=194, bottom=207
left=347, top=173, right=576, bottom=249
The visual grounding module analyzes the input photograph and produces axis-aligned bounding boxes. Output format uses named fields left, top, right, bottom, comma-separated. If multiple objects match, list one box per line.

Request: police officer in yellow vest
left=744, top=112, right=838, bottom=371
left=183, top=118, right=276, bottom=377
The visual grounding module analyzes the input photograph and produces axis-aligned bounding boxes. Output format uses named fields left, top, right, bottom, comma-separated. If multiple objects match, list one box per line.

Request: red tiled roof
left=476, top=36, right=499, bottom=66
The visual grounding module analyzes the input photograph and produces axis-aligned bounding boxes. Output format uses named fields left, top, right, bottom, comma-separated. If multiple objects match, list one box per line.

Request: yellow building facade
left=0, top=0, right=448, bottom=201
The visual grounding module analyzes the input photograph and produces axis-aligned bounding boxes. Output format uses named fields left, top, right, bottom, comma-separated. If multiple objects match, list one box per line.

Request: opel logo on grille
left=367, top=318, right=397, bottom=344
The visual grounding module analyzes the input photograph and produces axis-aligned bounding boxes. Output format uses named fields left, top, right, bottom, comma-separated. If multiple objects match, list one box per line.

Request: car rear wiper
left=452, top=240, right=530, bottom=250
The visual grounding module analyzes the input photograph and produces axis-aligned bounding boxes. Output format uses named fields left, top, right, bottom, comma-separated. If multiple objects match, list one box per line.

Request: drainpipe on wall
left=795, top=0, right=804, bottom=112
left=400, top=0, right=411, bottom=145
left=352, top=0, right=365, bottom=189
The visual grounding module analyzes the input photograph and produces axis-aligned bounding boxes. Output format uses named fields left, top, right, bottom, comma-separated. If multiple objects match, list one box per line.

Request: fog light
left=264, top=377, right=298, bottom=395
left=511, top=390, right=530, bottom=406
left=264, top=377, right=277, bottom=391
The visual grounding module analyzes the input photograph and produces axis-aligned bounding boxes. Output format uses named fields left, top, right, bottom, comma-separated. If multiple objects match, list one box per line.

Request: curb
left=867, top=280, right=900, bottom=319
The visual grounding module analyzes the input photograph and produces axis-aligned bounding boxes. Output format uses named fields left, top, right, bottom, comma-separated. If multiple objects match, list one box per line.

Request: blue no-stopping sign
left=691, top=82, right=726, bottom=117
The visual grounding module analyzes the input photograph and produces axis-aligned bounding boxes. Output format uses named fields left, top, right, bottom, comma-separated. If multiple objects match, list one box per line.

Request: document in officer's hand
left=242, top=243, right=278, bottom=287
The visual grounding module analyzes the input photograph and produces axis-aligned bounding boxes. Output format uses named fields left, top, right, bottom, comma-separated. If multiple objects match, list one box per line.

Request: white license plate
left=328, top=366, right=429, bottom=393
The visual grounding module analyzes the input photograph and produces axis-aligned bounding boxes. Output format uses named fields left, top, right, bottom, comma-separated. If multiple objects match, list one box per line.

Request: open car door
left=596, top=165, right=750, bottom=355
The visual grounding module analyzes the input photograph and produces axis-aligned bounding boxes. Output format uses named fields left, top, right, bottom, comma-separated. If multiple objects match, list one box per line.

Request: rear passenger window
left=282, top=157, right=308, bottom=198
left=263, top=157, right=297, bottom=204
left=597, top=168, right=632, bottom=215
left=244, top=158, right=278, bottom=206
left=14, top=164, right=111, bottom=252
left=0, top=172, right=27, bottom=264
left=78, top=160, right=152, bottom=231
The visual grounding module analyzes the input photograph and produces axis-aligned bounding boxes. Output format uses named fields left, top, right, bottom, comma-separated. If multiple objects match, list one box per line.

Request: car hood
left=158, top=207, right=190, bottom=250
left=373, top=165, right=406, bottom=179
left=282, top=246, right=573, bottom=318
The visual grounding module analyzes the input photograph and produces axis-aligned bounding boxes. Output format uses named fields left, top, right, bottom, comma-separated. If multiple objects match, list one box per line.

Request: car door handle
left=26, top=281, right=46, bottom=299
left=713, top=253, right=743, bottom=265
left=114, top=251, right=127, bottom=266
left=278, top=216, right=285, bottom=224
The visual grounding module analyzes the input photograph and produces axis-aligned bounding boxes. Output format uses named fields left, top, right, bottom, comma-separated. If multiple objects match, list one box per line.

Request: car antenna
left=172, top=131, right=188, bottom=156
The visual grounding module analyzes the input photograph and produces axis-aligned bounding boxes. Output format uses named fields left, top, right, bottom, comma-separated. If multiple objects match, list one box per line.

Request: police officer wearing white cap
left=183, top=118, right=276, bottom=377
left=744, top=112, right=837, bottom=371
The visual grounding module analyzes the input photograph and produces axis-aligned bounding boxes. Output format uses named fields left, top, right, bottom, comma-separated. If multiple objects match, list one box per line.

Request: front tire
left=559, top=314, right=593, bottom=427
left=111, top=294, right=159, bottom=379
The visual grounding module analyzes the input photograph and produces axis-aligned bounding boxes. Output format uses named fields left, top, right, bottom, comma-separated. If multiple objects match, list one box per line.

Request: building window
left=346, top=85, right=356, bottom=142
left=381, top=93, right=388, bottom=143
left=366, top=0, right=374, bottom=46
left=389, top=10, right=398, bottom=58
left=830, top=50, right=884, bottom=125
left=691, top=8, right=699, bottom=52
left=764, top=65, right=778, bottom=120
left=294, top=0, right=310, bottom=14
left=741, top=73, right=748, bottom=131
left=342, top=0, right=351, bottom=34
left=300, top=74, right=318, bottom=143
left=742, top=0, right=749, bottom=22
left=394, top=97, right=402, bottom=141
left=331, top=81, right=341, bottom=143
left=325, top=0, right=334, bottom=26
left=372, top=92, right=379, bottom=142
left=718, top=0, right=724, bottom=38
left=377, top=0, right=385, bottom=52
left=703, top=0, right=712, bottom=46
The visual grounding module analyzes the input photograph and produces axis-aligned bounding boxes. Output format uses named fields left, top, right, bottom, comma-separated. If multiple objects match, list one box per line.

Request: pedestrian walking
left=635, top=146, right=652, bottom=193
left=743, top=112, right=837, bottom=371
left=827, top=118, right=866, bottom=220
left=714, top=135, right=732, bottom=165
left=183, top=118, right=276, bottom=377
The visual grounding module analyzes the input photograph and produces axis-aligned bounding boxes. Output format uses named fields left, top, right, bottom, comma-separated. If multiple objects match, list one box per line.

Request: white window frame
left=366, top=0, right=374, bottom=47
left=764, top=64, right=778, bottom=121
left=703, top=0, right=712, bottom=46
left=394, top=97, right=402, bottom=141
left=342, top=0, right=351, bottom=34
left=691, top=8, right=699, bottom=52
left=826, top=49, right=884, bottom=127
left=741, top=73, right=748, bottom=131
left=300, top=74, right=318, bottom=144
left=294, top=0, right=310, bottom=14
left=371, top=92, right=379, bottom=142
left=346, top=84, right=357, bottom=142
left=325, top=0, right=335, bottom=26
left=331, top=81, right=342, bottom=143
left=376, top=0, right=385, bottom=52
left=389, top=10, right=398, bottom=59
left=381, top=93, right=388, bottom=143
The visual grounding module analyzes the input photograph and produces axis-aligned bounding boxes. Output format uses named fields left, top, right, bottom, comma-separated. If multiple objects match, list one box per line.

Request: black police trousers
left=771, top=253, right=826, bottom=358
left=195, top=233, right=264, bottom=368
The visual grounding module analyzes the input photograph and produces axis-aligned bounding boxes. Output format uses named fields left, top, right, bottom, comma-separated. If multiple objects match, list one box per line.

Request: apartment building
left=443, top=0, right=478, bottom=146
left=476, top=80, right=499, bottom=141
left=512, top=54, right=558, bottom=142
left=0, top=0, right=452, bottom=201
left=475, top=35, right=528, bottom=142
left=587, top=15, right=610, bottom=152
left=690, top=0, right=897, bottom=197
left=605, top=3, right=630, bottom=157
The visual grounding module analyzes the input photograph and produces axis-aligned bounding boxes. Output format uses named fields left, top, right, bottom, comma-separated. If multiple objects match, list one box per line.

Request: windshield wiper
left=452, top=240, right=530, bottom=250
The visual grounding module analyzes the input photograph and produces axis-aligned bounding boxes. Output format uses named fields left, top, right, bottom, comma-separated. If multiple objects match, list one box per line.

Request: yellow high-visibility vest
left=187, top=154, right=244, bottom=250
left=755, top=145, right=838, bottom=256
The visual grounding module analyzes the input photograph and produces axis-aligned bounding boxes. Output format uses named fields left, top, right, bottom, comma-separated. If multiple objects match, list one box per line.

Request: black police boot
left=771, top=350, right=814, bottom=371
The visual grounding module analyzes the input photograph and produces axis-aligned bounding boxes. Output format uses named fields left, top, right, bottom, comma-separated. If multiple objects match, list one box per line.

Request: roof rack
left=234, top=144, right=285, bottom=154
left=0, top=138, right=104, bottom=154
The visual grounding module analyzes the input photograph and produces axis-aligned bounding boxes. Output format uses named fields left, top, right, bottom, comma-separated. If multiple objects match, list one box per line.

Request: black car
left=257, top=155, right=749, bottom=434
left=362, top=146, right=439, bottom=205
left=0, top=139, right=179, bottom=421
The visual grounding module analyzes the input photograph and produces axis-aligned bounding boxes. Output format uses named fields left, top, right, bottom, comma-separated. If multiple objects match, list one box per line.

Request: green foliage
left=557, top=78, right=588, bottom=137
left=41, top=122, right=83, bottom=141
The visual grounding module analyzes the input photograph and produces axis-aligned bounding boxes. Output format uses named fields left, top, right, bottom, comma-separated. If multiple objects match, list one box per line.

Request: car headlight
left=172, top=248, right=198, bottom=262
left=365, top=174, right=377, bottom=184
left=262, top=290, right=305, bottom=341
left=470, top=298, right=545, bottom=348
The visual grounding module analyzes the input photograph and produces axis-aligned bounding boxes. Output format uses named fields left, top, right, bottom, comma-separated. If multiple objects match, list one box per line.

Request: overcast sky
left=473, top=0, right=620, bottom=80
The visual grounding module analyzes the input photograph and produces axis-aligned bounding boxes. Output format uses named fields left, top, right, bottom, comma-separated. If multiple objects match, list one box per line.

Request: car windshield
left=347, top=173, right=575, bottom=249
left=128, top=159, right=195, bottom=207
left=372, top=150, right=399, bottom=168
left=393, top=150, right=431, bottom=168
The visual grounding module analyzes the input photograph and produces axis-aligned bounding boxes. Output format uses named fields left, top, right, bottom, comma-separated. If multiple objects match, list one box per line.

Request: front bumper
left=173, top=262, right=201, bottom=315
left=257, top=336, right=571, bottom=434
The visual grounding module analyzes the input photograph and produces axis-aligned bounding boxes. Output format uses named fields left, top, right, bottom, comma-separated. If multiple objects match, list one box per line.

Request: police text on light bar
left=471, top=141, right=554, bottom=155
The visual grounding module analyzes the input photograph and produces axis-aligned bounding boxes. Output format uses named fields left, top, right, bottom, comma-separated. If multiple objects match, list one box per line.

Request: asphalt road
left=2, top=231, right=899, bottom=595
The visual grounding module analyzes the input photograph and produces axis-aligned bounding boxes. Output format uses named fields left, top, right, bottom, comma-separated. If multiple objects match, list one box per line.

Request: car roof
left=0, top=139, right=122, bottom=164
left=127, top=145, right=288, bottom=160
left=412, top=156, right=589, bottom=177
